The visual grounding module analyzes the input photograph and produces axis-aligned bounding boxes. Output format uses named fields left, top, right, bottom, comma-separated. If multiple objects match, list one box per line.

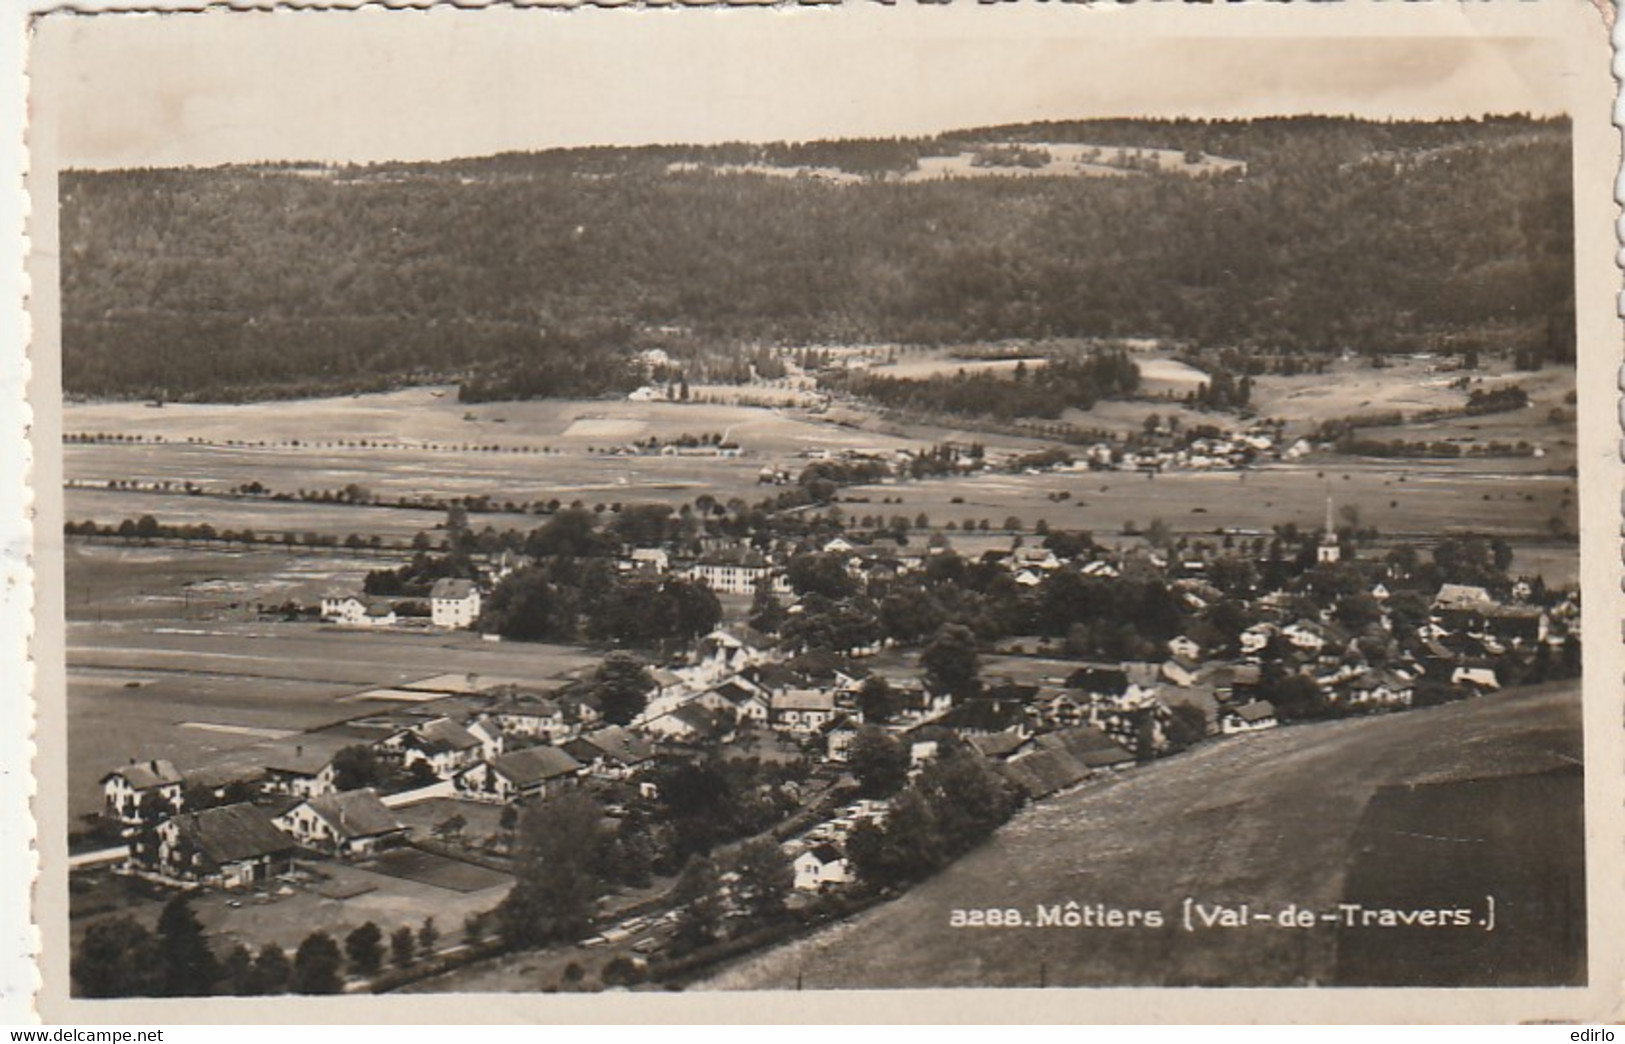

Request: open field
left=840, top=460, right=1579, bottom=545
left=362, top=848, right=512, bottom=894
left=701, top=680, right=1583, bottom=989
left=63, top=488, right=495, bottom=543
left=62, top=544, right=390, bottom=624
left=65, top=386, right=935, bottom=459
left=1333, top=767, right=1583, bottom=986
left=1249, top=359, right=1575, bottom=430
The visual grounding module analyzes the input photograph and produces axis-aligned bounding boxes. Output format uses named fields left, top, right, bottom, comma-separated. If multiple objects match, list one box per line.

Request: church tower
left=1317, top=495, right=1341, bottom=564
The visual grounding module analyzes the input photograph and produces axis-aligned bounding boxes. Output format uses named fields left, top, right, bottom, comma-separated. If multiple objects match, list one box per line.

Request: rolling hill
left=700, top=681, right=1584, bottom=989
left=59, top=116, right=1573, bottom=403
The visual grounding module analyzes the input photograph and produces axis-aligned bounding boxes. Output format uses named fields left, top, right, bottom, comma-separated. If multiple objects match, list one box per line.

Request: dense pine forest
left=59, top=115, right=1574, bottom=403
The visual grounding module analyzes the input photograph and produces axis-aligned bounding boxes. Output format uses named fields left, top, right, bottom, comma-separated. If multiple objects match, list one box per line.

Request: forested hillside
left=59, top=115, right=1574, bottom=402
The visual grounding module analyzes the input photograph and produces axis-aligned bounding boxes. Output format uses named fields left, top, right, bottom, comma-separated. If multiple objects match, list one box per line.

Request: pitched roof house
left=1220, top=699, right=1279, bottom=735
left=145, top=803, right=296, bottom=890
left=261, top=735, right=354, bottom=798
left=429, top=578, right=482, bottom=629
left=454, top=745, right=584, bottom=804
left=101, top=759, right=186, bottom=827
left=791, top=843, right=851, bottom=892
left=380, top=718, right=485, bottom=778
left=769, top=689, right=837, bottom=734
left=273, top=787, right=407, bottom=856
left=562, top=726, right=656, bottom=779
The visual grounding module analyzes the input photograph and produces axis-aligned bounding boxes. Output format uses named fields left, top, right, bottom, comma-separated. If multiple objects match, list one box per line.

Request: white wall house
left=792, top=844, right=851, bottom=892
left=429, top=578, right=482, bottom=629
left=100, top=759, right=186, bottom=828
left=273, top=788, right=406, bottom=857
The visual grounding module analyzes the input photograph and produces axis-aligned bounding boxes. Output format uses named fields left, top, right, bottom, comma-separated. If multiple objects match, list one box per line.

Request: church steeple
left=1318, top=494, right=1340, bottom=563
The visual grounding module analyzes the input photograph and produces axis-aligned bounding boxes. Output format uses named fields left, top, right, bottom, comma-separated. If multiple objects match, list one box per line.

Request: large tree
left=290, top=932, right=345, bottom=995
left=155, top=894, right=219, bottom=997
left=343, top=922, right=384, bottom=977
left=498, top=791, right=607, bottom=947
left=591, top=651, right=655, bottom=726
left=72, top=917, right=164, bottom=998
left=848, top=727, right=911, bottom=799
left=729, top=838, right=793, bottom=925
left=670, top=855, right=725, bottom=956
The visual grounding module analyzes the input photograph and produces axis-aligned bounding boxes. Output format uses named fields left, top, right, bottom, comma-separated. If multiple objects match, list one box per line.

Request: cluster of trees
left=477, top=558, right=721, bottom=648
left=62, top=116, right=1571, bottom=401
left=846, top=746, right=1023, bottom=892
left=972, top=144, right=1052, bottom=168
left=1183, top=369, right=1254, bottom=412
left=364, top=549, right=481, bottom=597
left=495, top=788, right=796, bottom=953
left=827, top=349, right=1140, bottom=421
left=639, top=757, right=808, bottom=871
left=1465, top=385, right=1531, bottom=415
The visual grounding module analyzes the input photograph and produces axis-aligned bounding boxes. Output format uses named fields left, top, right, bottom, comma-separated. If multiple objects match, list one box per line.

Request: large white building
left=686, top=548, right=786, bottom=595
left=430, top=578, right=482, bottom=629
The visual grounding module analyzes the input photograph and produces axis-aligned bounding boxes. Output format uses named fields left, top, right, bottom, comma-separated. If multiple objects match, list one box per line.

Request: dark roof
left=804, top=843, right=845, bottom=865
left=302, top=788, right=404, bottom=838
left=671, top=703, right=729, bottom=733
left=410, top=718, right=481, bottom=753
left=564, top=725, right=654, bottom=766
left=1047, top=725, right=1135, bottom=767
left=1233, top=700, right=1278, bottom=723
left=170, top=803, right=294, bottom=865
left=745, top=663, right=802, bottom=691
left=489, top=746, right=583, bottom=786
left=430, top=578, right=478, bottom=600
left=998, top=749, right=1088, bottom=799
left=102, top=759, right=184, bottom=789
left=711, top=679, right=765, bottom=706
left=262, top=733, right=355, bottom=776
left=966, top=729, right=1028, bottom=760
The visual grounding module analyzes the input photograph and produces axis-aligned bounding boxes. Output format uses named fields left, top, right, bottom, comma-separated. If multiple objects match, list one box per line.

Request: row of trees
left=73, top=894, right=449, bottom=998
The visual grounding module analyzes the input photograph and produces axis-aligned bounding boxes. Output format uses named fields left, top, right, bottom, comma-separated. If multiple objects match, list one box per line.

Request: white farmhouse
left=792, top=843, right=851, bottom=892
left=100, top=759, right=186, bottom=828
left=429, top=578, right=482, bottom=629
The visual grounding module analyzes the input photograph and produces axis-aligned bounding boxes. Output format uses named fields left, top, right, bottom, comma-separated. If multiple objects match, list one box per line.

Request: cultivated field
left=62, top=544, right=390, bottom=624
left=701, top=680, right=1583, bottom=989
left=839, top=460, right=1579, bottom=545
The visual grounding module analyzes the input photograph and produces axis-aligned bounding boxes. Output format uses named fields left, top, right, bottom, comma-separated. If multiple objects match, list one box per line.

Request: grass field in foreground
left=699, top=680, right=1582, bottom=990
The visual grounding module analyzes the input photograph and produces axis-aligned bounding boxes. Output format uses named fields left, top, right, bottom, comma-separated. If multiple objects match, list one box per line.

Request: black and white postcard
left=19, top=0, right=1624, bottom=1023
